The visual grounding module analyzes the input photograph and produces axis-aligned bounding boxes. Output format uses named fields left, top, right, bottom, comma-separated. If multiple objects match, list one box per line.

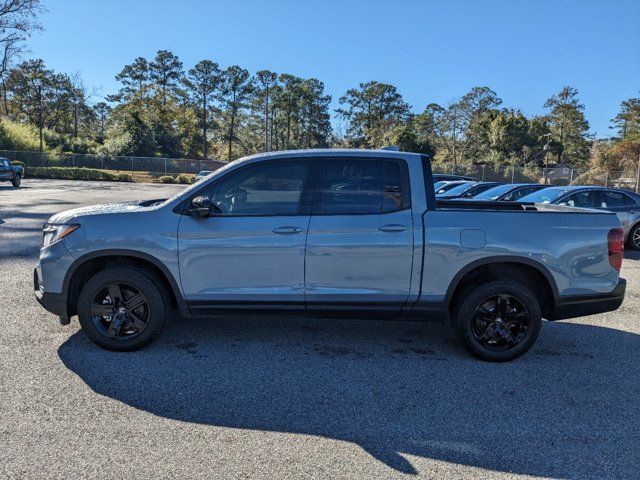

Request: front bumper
left=550, top=278, right=626, bottom=320
left=34, top=267, right=68, bottom=319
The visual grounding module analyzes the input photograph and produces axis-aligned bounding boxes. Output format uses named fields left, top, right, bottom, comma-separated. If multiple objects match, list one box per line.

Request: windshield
left=434, top=181, right=470, bottom=194
left=519, top=187, right=570, bottom=203
left=473, top=184, right=516, bottom=200
left=439, top=182, right=477, bottom=196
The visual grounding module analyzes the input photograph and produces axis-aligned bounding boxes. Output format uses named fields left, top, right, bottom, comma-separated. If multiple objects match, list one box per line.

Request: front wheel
left=454, top=280, right=542, bottom=362
left=628, top=223, right=640, bottom=251
left=77, top=266, right=169, bottom=351
left=11, top=174, right=20, bottom=187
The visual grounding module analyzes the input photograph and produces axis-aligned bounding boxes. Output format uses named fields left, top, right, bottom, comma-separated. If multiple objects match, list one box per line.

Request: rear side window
left=601, top=191, right=635, bottom=207
left=315, top=158, right=409, bottom=215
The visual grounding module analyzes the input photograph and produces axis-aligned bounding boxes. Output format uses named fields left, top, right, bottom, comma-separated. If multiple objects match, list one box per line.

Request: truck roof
left=233, top=148, right=421, bottom=164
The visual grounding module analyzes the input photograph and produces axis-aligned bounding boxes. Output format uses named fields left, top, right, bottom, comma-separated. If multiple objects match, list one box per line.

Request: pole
left=636, top=151, right=640, bottom=194
left=511, top=164, right=515, bottom=183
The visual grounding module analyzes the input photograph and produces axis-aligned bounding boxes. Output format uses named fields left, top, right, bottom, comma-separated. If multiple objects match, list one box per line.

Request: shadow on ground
left=58, top=315, right=640, bottom=477
left=625, top=249, right=640, bottom=260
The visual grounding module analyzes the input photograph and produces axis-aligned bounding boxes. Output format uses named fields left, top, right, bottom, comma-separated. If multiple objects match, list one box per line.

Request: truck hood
left=47, top=199, right=166, bottom=224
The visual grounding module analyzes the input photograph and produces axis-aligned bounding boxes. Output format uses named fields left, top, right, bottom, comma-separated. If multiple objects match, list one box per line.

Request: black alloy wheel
left=455, top=279, right=542, bottom=361
left=77, top=266, right=169, bottom=351
left=471, top=294, right=529, bottom=351
left=90, top=282, right=149, bottom=340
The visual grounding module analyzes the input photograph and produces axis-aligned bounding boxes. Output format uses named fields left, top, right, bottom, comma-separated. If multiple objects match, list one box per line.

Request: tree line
left=0, top=0, right=638, bottom=175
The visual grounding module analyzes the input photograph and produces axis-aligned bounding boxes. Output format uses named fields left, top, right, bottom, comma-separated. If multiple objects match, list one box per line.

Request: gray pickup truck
left=35, top=149, right=626, bottom=361
left=0, top=157, right=24, bottom=187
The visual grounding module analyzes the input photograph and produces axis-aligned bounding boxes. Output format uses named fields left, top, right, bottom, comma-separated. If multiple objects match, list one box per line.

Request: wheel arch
left=627, top=221, right=640, bottom=248
left=63, top=249, right=188, bottom=317
left=446, top=256, right=559, bottom=319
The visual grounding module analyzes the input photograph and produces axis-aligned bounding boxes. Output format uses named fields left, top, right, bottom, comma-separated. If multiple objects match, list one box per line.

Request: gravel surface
left=1, top=179, right=639, bottom=479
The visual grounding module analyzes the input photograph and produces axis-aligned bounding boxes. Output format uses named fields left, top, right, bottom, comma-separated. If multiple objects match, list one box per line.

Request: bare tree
left=0, top=1, right=43, bottom=116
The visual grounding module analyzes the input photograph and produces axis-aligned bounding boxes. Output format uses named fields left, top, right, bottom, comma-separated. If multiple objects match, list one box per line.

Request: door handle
left=272, top=226, right=303, bottom=235
left=378, top=224, right=408, bottom=233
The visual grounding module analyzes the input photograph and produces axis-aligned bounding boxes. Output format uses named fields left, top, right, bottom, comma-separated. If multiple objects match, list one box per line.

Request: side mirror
left=189, top=195, right=221, bottom=218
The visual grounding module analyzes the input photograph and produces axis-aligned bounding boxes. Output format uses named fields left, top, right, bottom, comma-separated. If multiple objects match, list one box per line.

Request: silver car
left=519, top=186, right=640, bottom=249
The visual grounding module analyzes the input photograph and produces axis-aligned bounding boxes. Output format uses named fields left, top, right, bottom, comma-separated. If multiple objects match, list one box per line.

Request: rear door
left=305, top=157, right=414, bottom=316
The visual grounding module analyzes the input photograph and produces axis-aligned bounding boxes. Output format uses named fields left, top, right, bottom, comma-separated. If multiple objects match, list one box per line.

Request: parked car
left=469, top=183, right=550, bottom=202
left=0, top=157, right=24, bottom=187
left=432, top=173, right=474, bottom=182
left=195, top=170, right=213, bottom=180
left=35, top=149, right=626, bottom=361
left=519, top=186, right=640, bottom=250
left=437, top=181, right=503, bottom=199
left=434, top=180, right=472, bottom=195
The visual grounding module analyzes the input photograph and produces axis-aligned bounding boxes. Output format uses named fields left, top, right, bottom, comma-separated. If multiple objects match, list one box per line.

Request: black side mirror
left=189, top=195, right=221, bottom=218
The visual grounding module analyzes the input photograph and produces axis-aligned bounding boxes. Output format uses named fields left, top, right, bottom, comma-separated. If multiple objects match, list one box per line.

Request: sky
left=26, top=0, right=640, bottom=138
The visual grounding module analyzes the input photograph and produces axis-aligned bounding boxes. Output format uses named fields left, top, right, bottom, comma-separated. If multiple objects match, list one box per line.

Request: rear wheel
left=628, top=224, right=640, bottom=251
left=454, top=279, right=542, bottom=362
left=11, top=174, right=20, bottom=187
left=77, top=266, right=169, bottom=351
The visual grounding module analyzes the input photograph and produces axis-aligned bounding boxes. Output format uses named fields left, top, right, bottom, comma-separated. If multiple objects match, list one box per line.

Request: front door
left=305, top=157, right=414, bottom=316
left=178, top=159, right=313, bottom=314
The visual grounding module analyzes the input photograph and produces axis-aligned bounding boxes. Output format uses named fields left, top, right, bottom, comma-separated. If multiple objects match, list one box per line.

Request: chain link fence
left=0, top=150, right=227, bottom=176
left=2, top=149, right=639, bottom=192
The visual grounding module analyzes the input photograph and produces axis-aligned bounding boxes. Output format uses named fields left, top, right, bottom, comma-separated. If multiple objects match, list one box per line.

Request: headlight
left=42, top=223, right=80, bottom=247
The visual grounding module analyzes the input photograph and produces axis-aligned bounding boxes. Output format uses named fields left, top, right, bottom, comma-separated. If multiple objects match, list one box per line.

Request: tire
left=628, top=223, right=640, bottom=251
left=11, top=174, right=20, bottom=187
left=77, top=266, right=169, bottom=351
left=454, top=279, right=542, bottom=362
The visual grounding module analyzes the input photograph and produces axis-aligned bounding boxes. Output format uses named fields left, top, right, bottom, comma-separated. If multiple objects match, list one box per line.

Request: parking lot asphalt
left=1, top=179, right=639, bottom=479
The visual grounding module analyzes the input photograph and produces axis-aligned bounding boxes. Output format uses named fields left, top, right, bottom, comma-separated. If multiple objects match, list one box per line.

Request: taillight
left=607, top=228, right=624, bottom=271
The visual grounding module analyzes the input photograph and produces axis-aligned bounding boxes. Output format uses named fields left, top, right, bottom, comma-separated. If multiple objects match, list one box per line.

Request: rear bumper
left=549, top=279, right=626, bottom=320
left=34, top=268, right=68, bottom=318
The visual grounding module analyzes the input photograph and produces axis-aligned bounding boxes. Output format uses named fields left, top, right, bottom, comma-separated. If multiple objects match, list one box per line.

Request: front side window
left=203, top=160, right=311, bottom=216
left=563, top=191, right=598, bottom=208
left=315, top=158, right=409, bottom=215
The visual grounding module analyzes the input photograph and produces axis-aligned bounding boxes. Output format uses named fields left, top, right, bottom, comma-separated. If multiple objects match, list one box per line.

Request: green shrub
left=158, top=175, right=177, bottom=184
left=11, top=161, right=26, bottom=168
left=27, top=166, right=135, bottom=182
left=0, top=119, right=43, bottom=151
left=176, top=174, right=194, bottom=184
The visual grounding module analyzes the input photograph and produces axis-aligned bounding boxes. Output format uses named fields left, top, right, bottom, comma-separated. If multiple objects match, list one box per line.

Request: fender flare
left=444, top=255, right=560, bottom=305
left=62, top=249, right=189, bottom=315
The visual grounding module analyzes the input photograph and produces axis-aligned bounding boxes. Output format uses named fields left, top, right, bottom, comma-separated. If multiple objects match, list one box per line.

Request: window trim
left=310, top=157, right=412, bottom=216
left=180, top=158, right=315, bottom=218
